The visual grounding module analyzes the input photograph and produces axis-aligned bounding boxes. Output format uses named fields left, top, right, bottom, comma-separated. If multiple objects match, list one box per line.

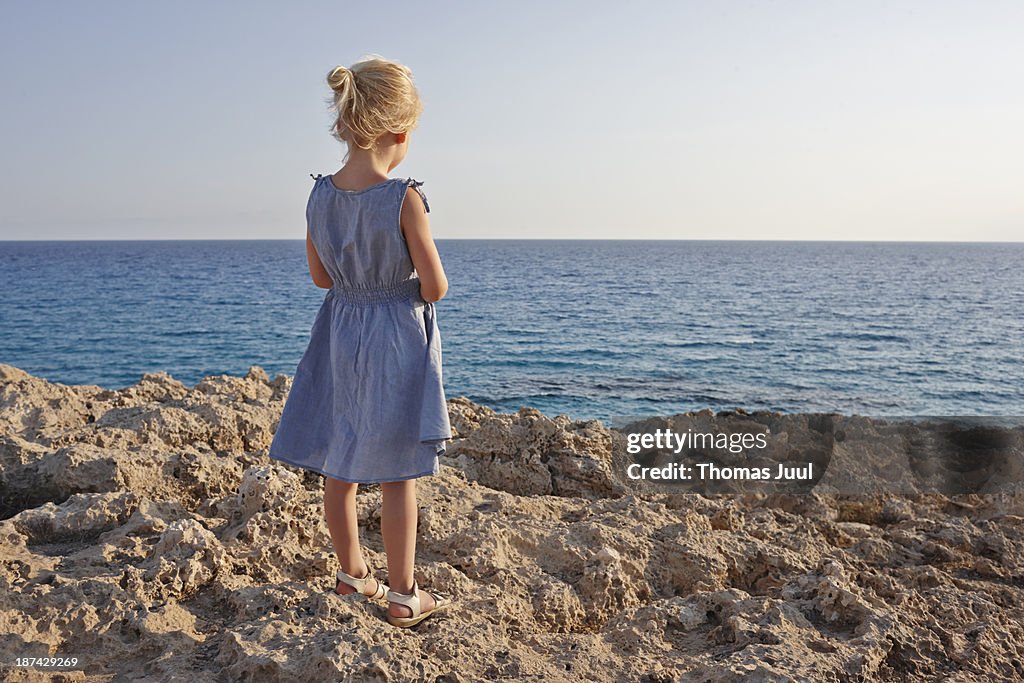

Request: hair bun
left=325, top=55, right=423, bottom=151
left=327, top=66, right=352, bottom=91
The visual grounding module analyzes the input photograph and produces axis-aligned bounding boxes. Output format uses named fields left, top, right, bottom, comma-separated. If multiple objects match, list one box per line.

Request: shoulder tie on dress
left=405, top=178, right=430, bottom=213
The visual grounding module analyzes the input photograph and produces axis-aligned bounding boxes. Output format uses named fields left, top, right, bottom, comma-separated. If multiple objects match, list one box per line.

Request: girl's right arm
left=400, top=187, right=448, bottom=302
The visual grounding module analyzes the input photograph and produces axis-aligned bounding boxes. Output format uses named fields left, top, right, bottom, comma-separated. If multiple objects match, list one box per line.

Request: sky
left=0, top=1, right=1021, bottom=241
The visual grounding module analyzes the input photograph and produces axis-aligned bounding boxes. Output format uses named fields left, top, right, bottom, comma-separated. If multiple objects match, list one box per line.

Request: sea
left=1, top=240, right=1021, bottom=423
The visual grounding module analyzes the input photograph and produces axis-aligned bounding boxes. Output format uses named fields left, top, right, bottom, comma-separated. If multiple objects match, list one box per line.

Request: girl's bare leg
left=380, top=479, right=435, bottom=618
left=324, top=476, right=379, bottom=595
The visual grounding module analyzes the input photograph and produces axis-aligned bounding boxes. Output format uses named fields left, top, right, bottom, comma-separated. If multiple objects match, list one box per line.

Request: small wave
left=661, top=337, right=760, bottom=349
left=827, top=332, right=910, bottom=343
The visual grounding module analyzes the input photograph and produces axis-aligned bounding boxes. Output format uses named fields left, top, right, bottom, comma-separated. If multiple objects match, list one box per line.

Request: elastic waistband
left=330, top=278, right=421, bottom=304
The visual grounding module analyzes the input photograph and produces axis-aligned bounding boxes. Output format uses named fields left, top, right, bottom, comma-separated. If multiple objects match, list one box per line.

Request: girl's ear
left=395, top=131, right=408, bottom=144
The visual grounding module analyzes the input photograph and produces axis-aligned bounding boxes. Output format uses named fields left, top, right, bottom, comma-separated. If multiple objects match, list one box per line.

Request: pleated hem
left=422, top=434, right=452, bottom=457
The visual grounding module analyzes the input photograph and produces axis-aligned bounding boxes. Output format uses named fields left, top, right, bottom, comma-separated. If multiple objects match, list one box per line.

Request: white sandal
left=386, top=581, right=450, bottom=628
left=335, top=567, right=387, bottom=601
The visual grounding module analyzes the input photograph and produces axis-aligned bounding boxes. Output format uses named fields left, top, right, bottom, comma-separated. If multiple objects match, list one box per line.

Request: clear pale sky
left=1, top=1, right=1021, bottom=241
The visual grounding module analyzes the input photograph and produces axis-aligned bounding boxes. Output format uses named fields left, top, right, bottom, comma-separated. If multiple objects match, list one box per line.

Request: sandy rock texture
left=1, top=363, right=1023, bottom=682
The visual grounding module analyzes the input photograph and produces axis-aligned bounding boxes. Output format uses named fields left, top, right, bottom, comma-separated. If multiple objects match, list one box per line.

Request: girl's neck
left=335, top=149, right=400, bottom=189
left=334, top=164, right=393, bottom=189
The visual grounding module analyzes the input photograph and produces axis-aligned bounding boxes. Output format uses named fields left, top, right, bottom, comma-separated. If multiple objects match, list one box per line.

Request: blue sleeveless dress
left=268, top=174, right=451, bottom=483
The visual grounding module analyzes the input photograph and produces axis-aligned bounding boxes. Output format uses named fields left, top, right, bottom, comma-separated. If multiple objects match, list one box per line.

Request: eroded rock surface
left=1, top=363, right=1023, bottom=682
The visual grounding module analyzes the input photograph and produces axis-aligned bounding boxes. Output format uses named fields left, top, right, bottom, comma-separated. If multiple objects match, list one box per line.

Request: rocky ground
left=1, top=363, right=1023, bottom=682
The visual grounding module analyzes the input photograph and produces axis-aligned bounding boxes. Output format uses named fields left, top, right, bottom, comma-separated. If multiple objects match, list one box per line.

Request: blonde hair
left=326, top=55, right=423, bottom=151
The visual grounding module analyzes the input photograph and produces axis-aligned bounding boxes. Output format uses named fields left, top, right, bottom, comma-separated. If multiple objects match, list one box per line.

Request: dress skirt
left=268, top=277, right=451, bottom=483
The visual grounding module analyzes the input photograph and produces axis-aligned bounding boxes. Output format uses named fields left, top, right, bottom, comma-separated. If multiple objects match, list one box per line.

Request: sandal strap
left=386, top=581, right=421, bottom=618
left=336, top=567, right=378, bottom=595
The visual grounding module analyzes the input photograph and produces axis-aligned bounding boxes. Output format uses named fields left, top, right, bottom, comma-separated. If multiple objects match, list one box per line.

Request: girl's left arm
left=306, top=227, right=333, bottom=288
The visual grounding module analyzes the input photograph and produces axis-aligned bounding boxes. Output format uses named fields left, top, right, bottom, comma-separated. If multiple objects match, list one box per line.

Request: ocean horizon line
left=2, top=237, right=1023, bottom=245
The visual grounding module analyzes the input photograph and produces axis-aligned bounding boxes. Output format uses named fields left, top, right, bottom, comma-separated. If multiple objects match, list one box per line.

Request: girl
left=268, top=55, right=452, bottom=628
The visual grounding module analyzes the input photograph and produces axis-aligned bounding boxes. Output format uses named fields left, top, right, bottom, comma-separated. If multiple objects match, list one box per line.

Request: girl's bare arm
left=400, top=188, right=448, bottom=302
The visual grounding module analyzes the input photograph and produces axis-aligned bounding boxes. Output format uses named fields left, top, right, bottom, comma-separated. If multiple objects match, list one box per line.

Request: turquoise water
left=1, top=240, right=1021, bottom=421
